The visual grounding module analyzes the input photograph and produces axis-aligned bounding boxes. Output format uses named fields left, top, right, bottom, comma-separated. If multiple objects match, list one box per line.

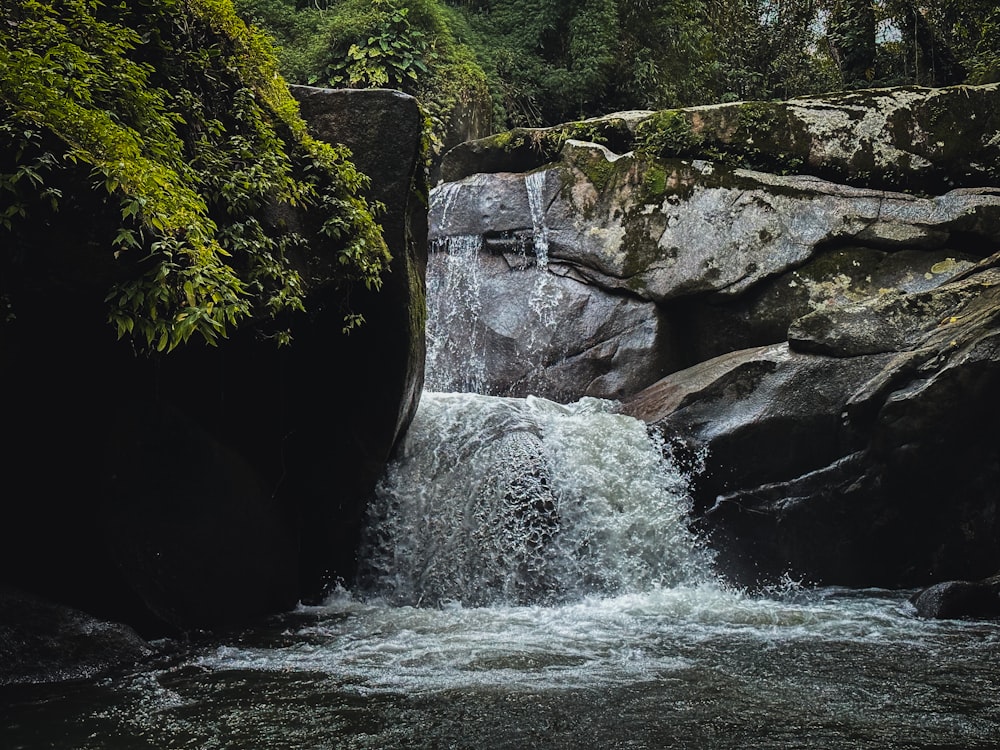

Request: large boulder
left=441, top=84, right=1000, bottom=193
left=430, top=83, right=1000, bottom=589
left=623, top=260, right=1000, bottom=588
left=0, top=88, right=426, bottom=632
left=912, top=575, right=1000, bottom=620
left=434, top=141, right=1000, bottom=305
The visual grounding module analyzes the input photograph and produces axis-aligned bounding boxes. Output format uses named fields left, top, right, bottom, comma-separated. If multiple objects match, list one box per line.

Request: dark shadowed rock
left=0, top=87, right=427, bottom=633
left=912, top=576, right=1000, bottom=620
left=283, top=87, right=427, bottom=601
left=0, top=586, right=151, bottom=686
left=625, top=262, right=1000, bottom=589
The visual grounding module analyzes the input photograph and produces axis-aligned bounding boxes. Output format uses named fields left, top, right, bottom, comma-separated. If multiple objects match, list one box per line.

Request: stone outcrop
left=441, top=84, right=1000, bottom=192
left=0, top=88, right=426, bottom=633
left=430, top=83, right=1000, bottom=590
left=0, top=586, right=151, bottom=686
left=912, top=575, right=1000, bottom=620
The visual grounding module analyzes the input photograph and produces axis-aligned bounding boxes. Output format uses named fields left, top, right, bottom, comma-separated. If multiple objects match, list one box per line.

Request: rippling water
left=5, top=393, right=1000, bottom=748
left=5, top=585, right=1000, bottom=749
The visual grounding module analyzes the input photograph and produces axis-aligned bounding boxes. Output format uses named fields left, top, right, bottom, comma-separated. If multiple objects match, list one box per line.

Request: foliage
left=234, top=0, right=998, bottom=142
left=320, top=0, right=433, bottom=88
left=235, top=0, right=491, bottom=161
left=0, top=0, right=388, bottom=351
left=635, top=111, right=705, bottom=157
left=452, top=0, right=715, bottom=126
left=965, top=6, right=1000, bottom=83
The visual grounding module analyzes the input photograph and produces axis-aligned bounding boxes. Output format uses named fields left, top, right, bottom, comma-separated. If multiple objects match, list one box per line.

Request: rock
left=285, top=87, right=428, bottom=601
left=103, top=403, right=299, bottom=631
left=624, top=262, right=1000, bottom=588
left=912, top=576, right=1000, bottom=620
left=424, top=235, right=677, bottom=401
left=439, top=111, right=651, bottom=184
left=789, top=266, right=1000, bottom=356
left=673, top=246, right=978, bottom=364
left=0, top=87, right=427, bottom=631
left=0, top=586, right=151, bottom=686
left=433, top=141, right=1000, bottom=305
left=622, top=343, right=894, bottom=506
left=430, top=135, right=996, bottom=402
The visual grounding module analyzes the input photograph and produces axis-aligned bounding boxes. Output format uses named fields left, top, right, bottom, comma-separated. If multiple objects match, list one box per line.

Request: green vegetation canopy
left=0, top=0, right=390, bottom=351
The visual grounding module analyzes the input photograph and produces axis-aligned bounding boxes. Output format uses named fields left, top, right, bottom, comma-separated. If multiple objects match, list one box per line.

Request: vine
left=0, top=0, right=389, bottom=351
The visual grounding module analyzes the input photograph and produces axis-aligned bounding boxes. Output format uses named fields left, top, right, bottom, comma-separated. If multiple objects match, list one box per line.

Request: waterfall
left=358, top=392, right=713, bottom=607
left=524, top=170, right=550, bottom=266
left=402, top=170, right=711, bottom=609
left=424, top=234, right=488, bottom=394
left=424, top=171, right=570, bottom=395
left=523, top=169, right=562, bottom=335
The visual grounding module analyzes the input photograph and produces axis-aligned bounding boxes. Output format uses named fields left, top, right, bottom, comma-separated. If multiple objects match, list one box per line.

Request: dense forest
left=234, top=0, right=1000, bottom=153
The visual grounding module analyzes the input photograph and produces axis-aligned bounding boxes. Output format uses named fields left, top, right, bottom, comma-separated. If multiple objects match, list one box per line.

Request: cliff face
left=0, top=88, right=427, bottom=633
left=428, top=83, right=1000, bottom=590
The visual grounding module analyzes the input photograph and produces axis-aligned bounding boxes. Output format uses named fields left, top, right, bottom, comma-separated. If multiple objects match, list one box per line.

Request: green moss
left=635, top=109, right=703, bottom=157
left=566, top=147, right=614, bottom=193
left=641, top=163, right=669, bottom=200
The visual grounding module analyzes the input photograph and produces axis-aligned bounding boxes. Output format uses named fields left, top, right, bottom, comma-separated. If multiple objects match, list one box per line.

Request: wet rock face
left=424, top=237, right=677, bottom=401
left=0, top=587, right=151, bottom=686
left=430, top=83, right=1000, bottom=590
left=912, top=577, right=1000, bottom=620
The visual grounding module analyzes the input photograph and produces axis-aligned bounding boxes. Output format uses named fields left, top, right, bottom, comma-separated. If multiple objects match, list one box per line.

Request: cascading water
left=524, top=169, right=550, bottom=265
left=424, top=172, right=568, bottom=394
left=424, top=234, right=489, bottom=394
left=522, top=169, right=563, bottom=336
left=358, top=392, right=713, bottom=607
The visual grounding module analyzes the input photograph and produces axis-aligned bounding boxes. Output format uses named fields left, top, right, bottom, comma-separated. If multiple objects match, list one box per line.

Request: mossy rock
left=439, top=84, right=1000, bottom=194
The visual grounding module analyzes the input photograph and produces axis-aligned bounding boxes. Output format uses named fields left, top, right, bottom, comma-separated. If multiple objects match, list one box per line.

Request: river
left=4, top=392, right=1000, bottom=749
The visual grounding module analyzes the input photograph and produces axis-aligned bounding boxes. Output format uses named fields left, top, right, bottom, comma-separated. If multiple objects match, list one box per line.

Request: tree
left=827, top=0, right=878, bottom=86
left=1, top=0, right=388, bottom=350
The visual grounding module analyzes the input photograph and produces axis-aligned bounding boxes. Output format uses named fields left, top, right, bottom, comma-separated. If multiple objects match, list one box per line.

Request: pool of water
left=4, top=584, right=1000, bottom=750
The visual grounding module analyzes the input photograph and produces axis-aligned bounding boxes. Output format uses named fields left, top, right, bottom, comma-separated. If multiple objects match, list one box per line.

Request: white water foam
left=356, top=391, right=714, bottom=607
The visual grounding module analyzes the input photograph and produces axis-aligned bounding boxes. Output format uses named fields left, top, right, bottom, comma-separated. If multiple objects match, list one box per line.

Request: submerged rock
left=0, top=587, right=151, bottom=686
left=912, top=576, right=1000, bottom=620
